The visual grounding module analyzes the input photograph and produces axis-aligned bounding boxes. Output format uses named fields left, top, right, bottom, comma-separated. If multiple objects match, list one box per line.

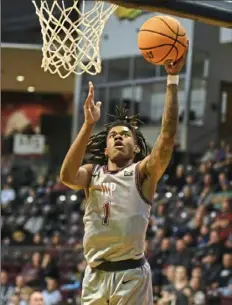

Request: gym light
left=27, top=86, right=35, bottom=92
left=165, top=192, right=172, bottom=199
left=70, top=194, right=77, bottom=201
left=27, top=196, right=33, bottom=203
left=16, top=75, right=25, bottom=82
left=59, top=195, right=66, bottom=202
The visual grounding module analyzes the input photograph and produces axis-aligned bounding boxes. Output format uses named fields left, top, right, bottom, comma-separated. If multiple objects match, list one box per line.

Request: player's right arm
left=60, top=82, right=101, bottom=190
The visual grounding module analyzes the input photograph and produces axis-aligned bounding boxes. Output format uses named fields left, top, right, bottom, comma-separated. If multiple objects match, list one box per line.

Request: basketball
left=138, top=15, right=188, bottom=65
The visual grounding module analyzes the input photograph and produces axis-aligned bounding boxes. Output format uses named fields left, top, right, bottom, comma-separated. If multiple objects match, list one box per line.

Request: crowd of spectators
left=1, top=140, right=232, bottom=305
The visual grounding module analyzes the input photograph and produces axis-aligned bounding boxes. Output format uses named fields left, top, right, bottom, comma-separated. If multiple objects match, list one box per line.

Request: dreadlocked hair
left=86, top=105, right=149, bottom=165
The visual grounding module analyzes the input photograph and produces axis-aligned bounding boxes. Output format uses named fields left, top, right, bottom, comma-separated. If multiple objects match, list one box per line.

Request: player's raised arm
left=140, top=44, right=188, bottom=186
left=60, top=82, right=102, bottom=190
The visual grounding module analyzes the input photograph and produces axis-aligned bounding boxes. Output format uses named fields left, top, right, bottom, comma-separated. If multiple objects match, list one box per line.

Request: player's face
left=106, top=126, right=137, bottom=163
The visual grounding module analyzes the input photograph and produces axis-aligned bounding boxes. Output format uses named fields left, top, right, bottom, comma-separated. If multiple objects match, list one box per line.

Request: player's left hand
left=165, top=41, right=189, bottom=75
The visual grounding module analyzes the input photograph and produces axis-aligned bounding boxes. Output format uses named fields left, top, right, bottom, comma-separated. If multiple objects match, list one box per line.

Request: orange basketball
left=138, top=15, right=188, bottom=65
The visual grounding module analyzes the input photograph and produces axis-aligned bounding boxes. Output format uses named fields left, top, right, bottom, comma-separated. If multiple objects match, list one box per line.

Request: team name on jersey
left=90, top=182, right=117, bottom=196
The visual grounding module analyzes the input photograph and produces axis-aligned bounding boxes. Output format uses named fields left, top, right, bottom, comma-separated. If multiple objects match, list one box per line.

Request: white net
left=32, top=0, right=118, bottom=78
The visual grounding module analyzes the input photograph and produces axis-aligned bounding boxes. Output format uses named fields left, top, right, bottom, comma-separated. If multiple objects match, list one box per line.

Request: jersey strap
left=135, top=162, right=153, bottom=206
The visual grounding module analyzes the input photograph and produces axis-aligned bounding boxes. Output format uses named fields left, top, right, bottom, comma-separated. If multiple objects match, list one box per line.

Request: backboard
left=106, top=0, right=232, bottom=28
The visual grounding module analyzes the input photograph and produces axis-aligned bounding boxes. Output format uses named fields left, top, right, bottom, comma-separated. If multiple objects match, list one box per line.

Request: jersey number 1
left=102, top=202, right=110, bottom=226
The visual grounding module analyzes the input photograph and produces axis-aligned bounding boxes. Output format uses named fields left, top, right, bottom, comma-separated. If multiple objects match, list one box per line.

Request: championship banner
left=114, top=7, right=145, bottom=20
left=13, top=134, right=45, bottom=155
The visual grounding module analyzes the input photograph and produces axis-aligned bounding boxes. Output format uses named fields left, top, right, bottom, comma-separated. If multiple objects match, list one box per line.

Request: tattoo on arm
left=146, top=84, right=178, bottom=179
left=161, top=84, right=178, bottom=139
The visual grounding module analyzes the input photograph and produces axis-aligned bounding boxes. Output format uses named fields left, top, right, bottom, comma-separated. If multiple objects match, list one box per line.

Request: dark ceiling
left=2, top=0, right=232, bottom=45
left=1, top=0, right=75, bottom=44
left=2, top=0, right=39, bottom=44
left=2, top=0, right=42, bottom=44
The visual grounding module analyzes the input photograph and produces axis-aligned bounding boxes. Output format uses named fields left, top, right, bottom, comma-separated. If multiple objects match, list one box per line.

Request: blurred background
left=1, top=1, right=232, bottom=305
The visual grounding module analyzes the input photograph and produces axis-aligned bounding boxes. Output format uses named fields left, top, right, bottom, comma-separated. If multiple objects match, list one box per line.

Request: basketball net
left=32, top=1, right=118, bottom=78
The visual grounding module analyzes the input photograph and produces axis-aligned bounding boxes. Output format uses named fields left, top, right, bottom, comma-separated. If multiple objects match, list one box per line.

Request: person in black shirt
left=167, top=239, right=192, bottom=269
left=168, top=165, right=186, bottom=192
left=202, top=252, right=221, bottom=286
left=217, top=253, right=232, bottom=288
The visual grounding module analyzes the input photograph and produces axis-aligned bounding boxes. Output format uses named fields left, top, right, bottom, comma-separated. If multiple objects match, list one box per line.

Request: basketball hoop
left=32, top=0, right=118, bottom=78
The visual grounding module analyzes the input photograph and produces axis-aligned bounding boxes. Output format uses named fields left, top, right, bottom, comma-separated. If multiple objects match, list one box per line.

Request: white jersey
left=83, top=162, right=151, bottom=268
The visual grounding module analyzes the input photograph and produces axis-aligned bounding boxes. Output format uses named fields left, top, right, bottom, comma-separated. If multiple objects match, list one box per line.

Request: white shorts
left=81, top=261, right=153, bottom=305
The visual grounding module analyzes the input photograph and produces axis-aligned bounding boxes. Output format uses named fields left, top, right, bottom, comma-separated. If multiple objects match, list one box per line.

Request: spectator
left=201, top=141, right=216, bottom=163
left=168, top=239, right=192, bottom=269
left=197, top=162, right=208, bottom=182
left=197, top=225, right=209, bottom=248
left=211, top=199, right=232, bottom=241
left=168, top=165, right=186, bottom=192
left=191, top=266, right=205, bottom=290
left=153, top=203, right=168, bottom=229
left=154, top=238, right=172, bottom=267
left=181, top=186, right=197, bottom=209
left=201, top=251, right=221, bottom=286
left=172, top=266, right=189, bottom=292
left=205, top=160, right=218, bottom=184
left=150, top=238, right=171, bottom=286
left=32, top=233, right=44, bottom=247
left=42, top=278, right=62, bottom=305
left=225, top=233, right=232, bottom=252
left=19, top=287, right=33, bottom=305
left=187, top=206, right=205, bottom=231
left=11, top=230, right=30, bottom=247
left=183, top=232, right=195, bottom=248
left=7, top=294, right=20, bottom=305
left=1, top=155, right=13, bottom=179
left=29, top=291, right=44, bottom=305
left=151, top=228, right=166, bottom=253
left=191, top=266, right=203, bottom=280
left=157, top=287, right=177, bottom=305
left=183, top=174, right=199, bottom=197
left=50, top=233, right=62, bottom=249
left=6, top=175, right=14, bottom=188
left=189, top=277, right=206, bottom=305
left=41, top=253, right=59, bottom=282
left=206, top=230, right=224, bottom=260
left=34, top=176, right=46, bottom=195
left=216, top=253, right=232, bottom=288
left=20, top=252, right=43, bottom=288
left=61, top=260, right=86, bottom=293
left=217, top=172, right=230, bottom=192
left=1, top=270, right=14, bottom=305
left=167, top=266, right=190, bottom=305
left=216, top=140, right=226, bottom=162
left=162, top=265, right=176, bottom=286
left=197, top=174, right=214, bottom=206
left=1, top=184, right=16, bottom=207
left=13, top=275, right=30, bottom=295
left=217, top=278, right=232, bottom=297
left=24, top=208, right=44, bottom=235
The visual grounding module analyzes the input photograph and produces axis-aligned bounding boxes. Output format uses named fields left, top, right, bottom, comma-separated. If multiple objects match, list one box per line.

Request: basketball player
left=60, top=46, right=188, bottom=305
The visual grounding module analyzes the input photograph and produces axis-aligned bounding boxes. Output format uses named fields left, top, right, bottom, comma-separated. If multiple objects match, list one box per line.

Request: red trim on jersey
left=135, top=162, right=152, bottom=206
left=103, top=162, right=134, bottom=174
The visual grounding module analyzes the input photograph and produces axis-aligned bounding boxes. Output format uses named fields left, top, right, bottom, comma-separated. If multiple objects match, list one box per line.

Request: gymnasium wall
left=98, top=7, right=194, bottom=59
left=188, top=22, right=232, bottom=151
left=220, top=27, right=232, bottom=43
left=96, top=6, right=232, bottom=152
